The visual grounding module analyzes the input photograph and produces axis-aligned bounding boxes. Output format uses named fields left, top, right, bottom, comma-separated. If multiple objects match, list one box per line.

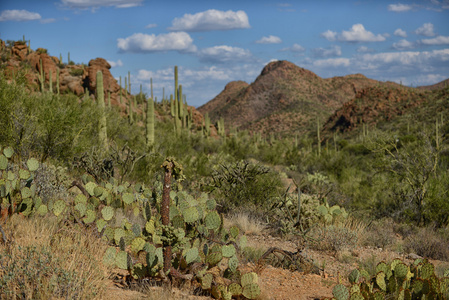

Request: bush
left=403, top=226, right=449, bottom=261
left=209, top=160, right=283, bottom=211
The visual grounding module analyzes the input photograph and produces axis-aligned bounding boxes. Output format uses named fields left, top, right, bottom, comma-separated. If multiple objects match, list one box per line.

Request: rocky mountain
left=198, top=60, right=442, bottom=137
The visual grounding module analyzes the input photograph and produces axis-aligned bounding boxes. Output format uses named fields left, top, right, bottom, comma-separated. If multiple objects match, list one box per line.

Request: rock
left=28, top=51, right=58, bottom=82
left=406, top=253, right=422, bottom=260
left=12, top=42, right=28, bottom=60
left=87, top=58, right=120, bottom=94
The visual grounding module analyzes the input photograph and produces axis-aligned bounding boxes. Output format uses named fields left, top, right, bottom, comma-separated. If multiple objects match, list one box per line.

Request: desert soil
left=104, top=234, right=449, bottom=300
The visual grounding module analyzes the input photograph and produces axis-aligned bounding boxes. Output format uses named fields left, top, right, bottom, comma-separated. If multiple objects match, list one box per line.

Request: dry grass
left=0, top=214, right=111, bottom=299
left=224, top=212, right=266, bottom=236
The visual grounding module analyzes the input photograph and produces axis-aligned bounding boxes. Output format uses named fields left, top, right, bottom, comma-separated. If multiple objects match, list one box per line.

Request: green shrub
left=209, top=160, right=283, bottom=211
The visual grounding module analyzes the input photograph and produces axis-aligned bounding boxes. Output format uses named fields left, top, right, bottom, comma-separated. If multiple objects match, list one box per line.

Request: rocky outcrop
left=12, top=42, right=28, bottom=60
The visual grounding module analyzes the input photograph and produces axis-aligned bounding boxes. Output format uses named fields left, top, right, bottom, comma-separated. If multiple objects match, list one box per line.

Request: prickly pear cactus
left=338, top=258, right=448, bottom=300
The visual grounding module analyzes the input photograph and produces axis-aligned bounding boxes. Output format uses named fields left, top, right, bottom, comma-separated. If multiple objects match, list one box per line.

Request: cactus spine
left=97, top=71, right=108, bottom=153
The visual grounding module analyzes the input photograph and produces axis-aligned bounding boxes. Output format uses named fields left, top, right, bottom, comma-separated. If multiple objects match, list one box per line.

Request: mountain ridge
left=198, top=60, right=446, bottom=137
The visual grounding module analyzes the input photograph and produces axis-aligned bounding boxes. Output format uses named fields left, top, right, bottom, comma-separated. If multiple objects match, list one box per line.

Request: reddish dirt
left=104, top=232, right=449, bottom=300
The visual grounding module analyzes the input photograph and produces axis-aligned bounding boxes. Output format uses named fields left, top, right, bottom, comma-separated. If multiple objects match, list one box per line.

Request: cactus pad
left=201, top=273, right=213, bottom=290
left=37, top=204, right=48, bottom=215
left=114, top=228, right=126, bottom=245
left=145, top=219, right=155, bottom=235
left=394, top=262, right=409, bottom=279
left=333, top=284, right=349, bottom=300
left=222, top=244, right=236, bottom=258
left=122, top=193, right=134, bottom=205
left=185, top=247, right=199, bottom=264
left=85, top=182, right=97, bottom=196
left=21, top=187, right=32, bottom=199
left=228, top=283, right=242, bottom=296
left=115, top=250, right=130, bottom=270
left=83, top=209, right=96, bottom=223
left=183, top=206, right=199, bottom=223
left=3, top=147, right=14, bottom=158
left=52, top=199, right=66, bottom=216
left=229, top=226, right=240, bottom=239
left=0, top=155, right=8, bottom=170
left=228, top=254, right=239, bottom=273
left=96, top=218, right=107, bottom=232
left=93, top=186, right=104, bottom=197
left=101, top=206, right=114, bottom=221
left=206, top=251, right=223, bottom=266
left=75, top=202, right=87, bottom=217
left=242, top=283, right=261, bottom=299
left=241, top=272, right=258, bottom=287
left=75, top=194, right=87, bottom=205
left=206, top=198, right=216, bottom=210
left=420, top=262, right=434, bottom=279
left=376, top=271, right=387, bottom=291
left=19, top=169, right=30, bottom=180
left=349, top=292, right=364, bottom=300
left=103, top=247, right=117, bottom=267
left=130, top=237, right=146, bottom=253
left=205, top=211, right=221, bottom=230
left=349, top=269, right=360, bottom=284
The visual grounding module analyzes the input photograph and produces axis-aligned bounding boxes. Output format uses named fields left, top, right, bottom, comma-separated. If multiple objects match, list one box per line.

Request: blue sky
left=1, top=0, right=449, bottom=107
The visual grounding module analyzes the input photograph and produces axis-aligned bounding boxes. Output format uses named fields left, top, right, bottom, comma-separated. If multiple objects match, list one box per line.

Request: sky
left=1, top=0, right=449, bottom=107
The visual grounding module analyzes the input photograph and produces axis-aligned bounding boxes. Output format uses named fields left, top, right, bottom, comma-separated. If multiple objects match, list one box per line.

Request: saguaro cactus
left=38, top=59, right=45, bottom=92
left=146, top=96, right=155, bottom=150
left=97, top=71, right=108, bottom=153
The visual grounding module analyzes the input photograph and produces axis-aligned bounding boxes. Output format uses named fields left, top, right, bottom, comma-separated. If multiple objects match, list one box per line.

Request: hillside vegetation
left=1, top=38, right=449, bottom=299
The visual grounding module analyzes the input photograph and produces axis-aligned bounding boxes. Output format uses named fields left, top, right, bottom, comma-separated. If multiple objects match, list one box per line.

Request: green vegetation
left=0, top=40, right=448, bottom=298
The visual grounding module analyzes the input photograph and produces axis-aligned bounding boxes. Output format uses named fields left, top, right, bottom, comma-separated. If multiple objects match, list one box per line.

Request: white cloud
left=420, top=36, right=449, bottom=45
left=145, top=23, right=157, bottom=29
left=394, top=28, right=407, bottom=37
left=255, top=35, right=282, bottom=44
left=320, top=30, right=337, bottom=41
left=321, top=24, right=386, bottom=42
left=168, top=9, right=250, bottom=32
left=414, top=23, right=435, bottom=36
left=313, top=58, right=351, bottom=68
left=0, top=9, right=41, bottom=22
left=340, top=24, right=386, bottom=42
left=392, top=39, right=414, bottom=50
left=60, top=0, right=143, bottom=9
left=107, top=59, right=123, bottom=67
left=198, top=45, right=252, bottom=63
left=312, top=45, right=341, bottom=58
left=388, top=3, right=413, bottom=12
left=40, top=18, right=56, bottom=24
left=357, top=46, right=374, bottom=53
left=280, top=43, right=306, bottom=53
left=117, top=32, right=197, bottom=53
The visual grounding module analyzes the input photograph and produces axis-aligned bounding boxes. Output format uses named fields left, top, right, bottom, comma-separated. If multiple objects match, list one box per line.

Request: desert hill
left=198, top=60, right=443, bottom=138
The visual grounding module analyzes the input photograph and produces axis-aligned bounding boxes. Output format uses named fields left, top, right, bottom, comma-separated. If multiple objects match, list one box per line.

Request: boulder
left=12, top=42, right=28, bottom=60
left=86, top=58, right=120, bottom=95
left=28, top=51, right=58, bottom=82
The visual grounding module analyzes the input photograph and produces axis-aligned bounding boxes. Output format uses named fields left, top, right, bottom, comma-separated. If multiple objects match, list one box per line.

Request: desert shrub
left=33, top=163, right=71, bottom=203
left=403, top=226, right=449, bottom=260
left=309, top=224, right=359, bottom=252
left=69, top=68, right=84, bottom=76
left=0, top=215, right=110, bottom=299
left=361, top=218, right=397, bottom=249
left=209, top=160, right=283, bottom=211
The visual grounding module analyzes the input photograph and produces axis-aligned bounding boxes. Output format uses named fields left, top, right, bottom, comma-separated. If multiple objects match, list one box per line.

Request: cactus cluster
left=1, top=147, right=260, bottom=299
left=326, top=258, right=449, bottom=300
left=0, top=146, right=49, bottom=218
